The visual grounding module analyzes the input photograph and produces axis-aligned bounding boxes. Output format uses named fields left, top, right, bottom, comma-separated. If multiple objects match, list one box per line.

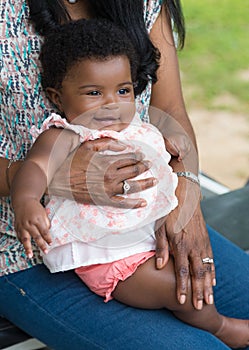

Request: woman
left=0, top=1, right=248, bottom=349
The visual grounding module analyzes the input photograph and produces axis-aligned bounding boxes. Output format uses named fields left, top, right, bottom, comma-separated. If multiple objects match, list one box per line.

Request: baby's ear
left=46, top=88, right=63, bottom=111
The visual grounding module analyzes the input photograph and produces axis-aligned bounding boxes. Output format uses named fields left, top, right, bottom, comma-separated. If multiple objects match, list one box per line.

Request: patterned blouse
left=0, top=0, right=162, bottom=276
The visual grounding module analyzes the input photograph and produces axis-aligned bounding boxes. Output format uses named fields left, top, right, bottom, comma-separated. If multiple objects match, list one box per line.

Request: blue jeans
left=0, top=226, right=249, bottom=350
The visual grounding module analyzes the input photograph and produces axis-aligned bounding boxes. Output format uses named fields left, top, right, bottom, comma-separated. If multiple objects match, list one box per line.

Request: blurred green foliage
left=178, top=0, right=249, bottom=113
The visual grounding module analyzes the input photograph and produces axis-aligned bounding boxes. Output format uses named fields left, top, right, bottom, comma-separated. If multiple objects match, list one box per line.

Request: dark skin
left=148, top=6, right=216, bottom=311
left=3, top=0, right=215, bottom=310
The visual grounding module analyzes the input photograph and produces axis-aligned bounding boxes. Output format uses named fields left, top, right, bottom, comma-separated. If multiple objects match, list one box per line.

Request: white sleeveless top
left=31, top=113, right=178, bottom=272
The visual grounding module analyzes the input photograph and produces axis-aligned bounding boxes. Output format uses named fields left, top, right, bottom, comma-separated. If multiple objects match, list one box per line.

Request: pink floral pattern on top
left=33, top=113, right=178, bottom=272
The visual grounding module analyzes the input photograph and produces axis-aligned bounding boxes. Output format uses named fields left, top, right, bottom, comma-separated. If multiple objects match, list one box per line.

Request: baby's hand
left=13, top=199, right=51, bottom=259
left=165, top=133, right=191, bottom=161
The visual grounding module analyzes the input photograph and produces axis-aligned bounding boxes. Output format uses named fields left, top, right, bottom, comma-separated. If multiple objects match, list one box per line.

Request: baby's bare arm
left=11, top=128, right=79, bottom=257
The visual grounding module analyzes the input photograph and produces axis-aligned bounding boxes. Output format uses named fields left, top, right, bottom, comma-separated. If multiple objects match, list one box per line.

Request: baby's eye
left=87, top=90, right=101, bottom=96
left=118, top=88, right=130, bottom=95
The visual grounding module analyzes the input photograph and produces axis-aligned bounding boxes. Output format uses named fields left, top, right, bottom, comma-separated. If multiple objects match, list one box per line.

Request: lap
left=1, top=225, right=248, bottom=349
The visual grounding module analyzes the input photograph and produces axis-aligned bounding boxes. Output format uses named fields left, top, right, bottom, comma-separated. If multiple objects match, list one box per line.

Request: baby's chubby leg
left=113, top=257, right=221, bottom=331
left=112, top=256, right=249, bottom=348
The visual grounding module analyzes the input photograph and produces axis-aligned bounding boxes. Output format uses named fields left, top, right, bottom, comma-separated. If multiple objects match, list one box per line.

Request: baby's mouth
left=94, top=116, right=120, bottom=127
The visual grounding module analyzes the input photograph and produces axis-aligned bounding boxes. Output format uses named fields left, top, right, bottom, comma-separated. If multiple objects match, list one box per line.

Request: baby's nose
left=101, top=102, right=119, bottom=110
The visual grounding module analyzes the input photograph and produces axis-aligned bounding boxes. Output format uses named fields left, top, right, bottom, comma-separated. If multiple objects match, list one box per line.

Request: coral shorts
left=75, top=251, right=155, bottom=302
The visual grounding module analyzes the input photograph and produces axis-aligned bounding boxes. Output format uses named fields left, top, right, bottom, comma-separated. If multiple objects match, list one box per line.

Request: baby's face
left=58, top=56, right=135, bottom=130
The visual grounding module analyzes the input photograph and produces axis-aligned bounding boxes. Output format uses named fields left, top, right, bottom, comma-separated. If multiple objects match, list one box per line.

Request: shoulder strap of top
left=143, top=0, right=162, bottom=33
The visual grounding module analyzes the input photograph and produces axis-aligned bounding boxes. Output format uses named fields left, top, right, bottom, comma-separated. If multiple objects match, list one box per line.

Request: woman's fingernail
left=209, top=294, right=214, bottom=304
left=144, top=161, right=151, bottom=168
left=197, top=300, right=203, bottom=310
left=27, top=253, right=33, bottom=259
left=152, top=178, right=158, bottom=186
left=179, top=295, right=186, bottom=304
left=156, top=258, right=163, bottom=269
left=213, top=278, right=216, bottom=286
left=43, top=249, right=48, bottom=255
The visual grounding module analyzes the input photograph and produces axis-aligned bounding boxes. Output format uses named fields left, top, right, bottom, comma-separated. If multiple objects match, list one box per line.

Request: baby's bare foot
left=214, top=316, right=249, bottom=348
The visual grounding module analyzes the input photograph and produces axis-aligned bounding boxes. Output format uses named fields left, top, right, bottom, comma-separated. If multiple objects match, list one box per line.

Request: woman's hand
left=49, top=137, right=157, bottom=208
left=155, top=178, right=215, bottom=310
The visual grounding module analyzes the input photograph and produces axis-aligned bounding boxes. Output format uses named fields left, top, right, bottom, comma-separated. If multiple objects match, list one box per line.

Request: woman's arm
left=149, top=6, right=215, bottom=310
left=150, top=6, right=197, bottom=152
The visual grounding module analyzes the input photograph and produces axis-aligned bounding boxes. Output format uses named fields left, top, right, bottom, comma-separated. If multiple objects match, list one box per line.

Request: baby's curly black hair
left=40, top=18, right=140, bottom=95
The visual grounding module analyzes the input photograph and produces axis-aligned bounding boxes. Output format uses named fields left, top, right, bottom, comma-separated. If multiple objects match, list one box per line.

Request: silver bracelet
left=176, top=171, right=200, bottom=186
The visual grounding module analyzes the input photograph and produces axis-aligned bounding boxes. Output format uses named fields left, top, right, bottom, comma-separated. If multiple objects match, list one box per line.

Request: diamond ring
left=122, top=180, right=130, bottom=195
left=202, top=257, right=214, bottom=264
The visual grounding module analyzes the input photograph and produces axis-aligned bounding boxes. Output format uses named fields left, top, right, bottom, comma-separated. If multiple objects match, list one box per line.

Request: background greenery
left=178, top=0, right=249, bottom=114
